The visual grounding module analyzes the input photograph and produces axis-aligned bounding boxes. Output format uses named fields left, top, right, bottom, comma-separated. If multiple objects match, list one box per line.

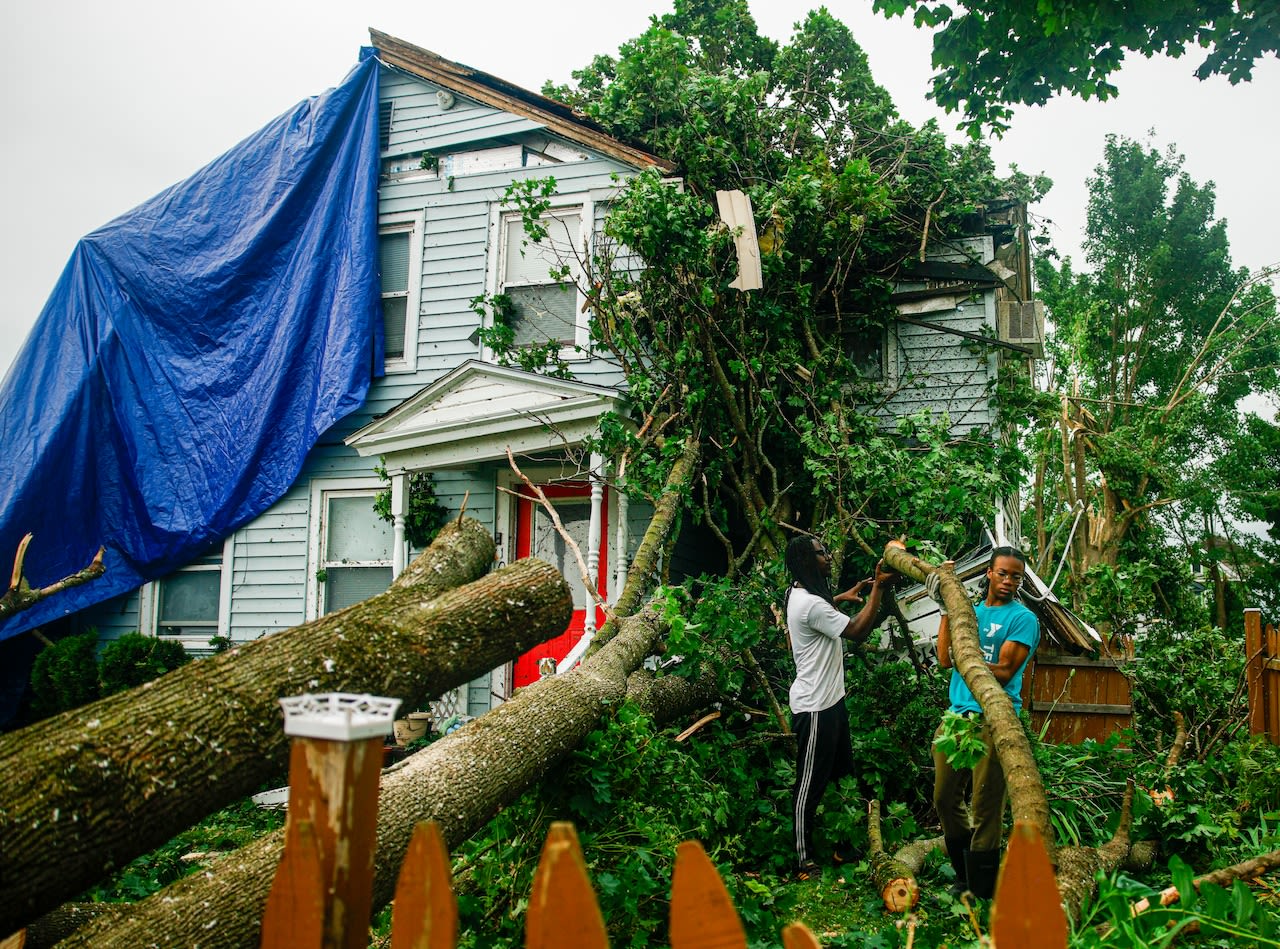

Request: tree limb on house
left=0, top=533, right=105, bottom=622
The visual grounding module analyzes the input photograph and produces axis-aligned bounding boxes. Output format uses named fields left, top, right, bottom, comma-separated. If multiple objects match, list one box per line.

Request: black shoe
left=831, top=844, right=857, bottom=866
left=964, top=849, right=1000, bottom=900
left=795, top=861, right=822, bottom=881
left=943, top=835, right=971, bottom=896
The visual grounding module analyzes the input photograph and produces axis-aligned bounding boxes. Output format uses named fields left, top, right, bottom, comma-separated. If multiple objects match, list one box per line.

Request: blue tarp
left=0, top=56, right=382, bottom=642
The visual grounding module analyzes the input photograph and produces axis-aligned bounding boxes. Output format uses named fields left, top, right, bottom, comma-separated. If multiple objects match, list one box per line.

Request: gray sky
left=2, top=0, right=1277, bottom=380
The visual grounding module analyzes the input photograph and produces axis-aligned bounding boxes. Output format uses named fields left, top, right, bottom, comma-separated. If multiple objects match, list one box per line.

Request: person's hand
left=873, top=558, right=899, bottom=586
left=835, top=578, right=871, bottom=604
left=924, top=561, right=955, bottom=613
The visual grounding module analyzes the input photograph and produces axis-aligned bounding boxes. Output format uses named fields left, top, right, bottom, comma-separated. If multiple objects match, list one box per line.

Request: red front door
left=512, top=482, right=608, bottom=688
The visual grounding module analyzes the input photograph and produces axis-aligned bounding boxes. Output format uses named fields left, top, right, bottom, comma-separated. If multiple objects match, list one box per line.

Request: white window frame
left=378, top=210, right=426, bottom=373
left=140, top=535, right=234, bottom=650
left=306, top=477, right=394, bottom=620
left=484, top=191, right=595, bottom=360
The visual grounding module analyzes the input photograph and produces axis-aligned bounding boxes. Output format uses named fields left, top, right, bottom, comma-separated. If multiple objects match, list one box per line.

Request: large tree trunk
left=0, top=518, right=575, bottom=935
left=59, top=606, right=704, bottom=948
left=879, top=545, right=1054, bottom=856
left=54, top=442, right=707, bottom=948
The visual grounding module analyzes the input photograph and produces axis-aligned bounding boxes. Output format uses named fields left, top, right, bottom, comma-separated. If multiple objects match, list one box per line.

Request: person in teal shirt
left=927, top=545, right=1040, bottom=899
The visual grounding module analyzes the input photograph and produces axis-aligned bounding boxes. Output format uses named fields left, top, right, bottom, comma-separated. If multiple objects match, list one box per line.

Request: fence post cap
left=279, top=692, right=402, bottom=741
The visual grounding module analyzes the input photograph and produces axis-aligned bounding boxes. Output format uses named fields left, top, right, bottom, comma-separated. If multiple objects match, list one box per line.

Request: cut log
left=1129, top=849, right=1280, bottom=918
left=892, top=836, right=945, bottom=876
left=867, top=800, right=920, bottom=911
left=879, top=545, right=1054, bottom=856
left=0, top=518, right=572, bottom=935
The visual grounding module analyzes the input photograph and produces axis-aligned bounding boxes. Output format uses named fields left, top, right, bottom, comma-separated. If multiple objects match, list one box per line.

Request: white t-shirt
left=786, top=586, right=848, bottom=713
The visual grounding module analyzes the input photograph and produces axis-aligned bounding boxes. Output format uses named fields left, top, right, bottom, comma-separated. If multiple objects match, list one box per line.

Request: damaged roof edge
left=369, top=28, right=677, bottom=174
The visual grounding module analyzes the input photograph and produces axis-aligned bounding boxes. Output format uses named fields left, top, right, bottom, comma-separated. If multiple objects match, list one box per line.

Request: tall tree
left=521, top=2, right=1026, bottom=575
left=1028, top=134, right=1280, bottom=624
left=874, top=0, right=1280, bottom=135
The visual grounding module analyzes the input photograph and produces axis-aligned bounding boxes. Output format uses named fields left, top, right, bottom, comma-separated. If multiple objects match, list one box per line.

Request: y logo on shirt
left=982, top=622, right=1002, bottom=662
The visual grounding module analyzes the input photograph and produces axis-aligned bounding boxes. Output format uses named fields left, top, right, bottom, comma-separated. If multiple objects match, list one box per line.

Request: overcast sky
left=2, top=0, right=1277, bottom=380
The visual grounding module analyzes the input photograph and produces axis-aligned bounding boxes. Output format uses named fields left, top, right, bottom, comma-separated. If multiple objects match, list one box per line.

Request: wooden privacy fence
left=253, top=692, right=1068, bottom=948
left=1022, top=647, right=1133, bottom=744
left=1245, top=609, right=1280, bottom=744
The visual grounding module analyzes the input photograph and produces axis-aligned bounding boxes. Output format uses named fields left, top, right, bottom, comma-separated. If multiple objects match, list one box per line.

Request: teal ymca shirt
left=947, top=599, right=1040, bottom=715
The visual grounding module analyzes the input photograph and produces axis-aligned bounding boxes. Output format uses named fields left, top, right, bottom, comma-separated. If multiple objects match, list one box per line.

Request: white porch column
left=614, top=482, right=629, bottom=603
left=584, top=452, right=604, bottom=638
left=390, top=471, right=408, bottom=578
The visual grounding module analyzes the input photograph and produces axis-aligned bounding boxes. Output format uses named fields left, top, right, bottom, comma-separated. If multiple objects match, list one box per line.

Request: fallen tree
left=0, top=517, right=573, bottom=935
left=40, top=438, right=704, bottom=947
left=57, top=606, right=707, bottom=948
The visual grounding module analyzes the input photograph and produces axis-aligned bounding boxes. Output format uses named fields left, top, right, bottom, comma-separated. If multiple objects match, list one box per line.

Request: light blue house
left=20, top=31, right=1044, bottom=720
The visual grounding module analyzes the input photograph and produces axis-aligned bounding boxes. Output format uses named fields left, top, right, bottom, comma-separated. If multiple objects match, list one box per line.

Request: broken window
left=500, top=209, right=583, bottom=348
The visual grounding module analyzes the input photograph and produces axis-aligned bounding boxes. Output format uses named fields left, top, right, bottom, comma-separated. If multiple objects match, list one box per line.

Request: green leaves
left=873, top=1, right=1280, bottom=136
left=931, top=709, right=987, bottom=770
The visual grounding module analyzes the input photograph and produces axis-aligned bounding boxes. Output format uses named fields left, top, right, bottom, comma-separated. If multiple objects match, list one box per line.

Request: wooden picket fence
left=260, top=815, right=1067, bottom=948
left=256, top=695, right=1069, bottom=948
left=1246, top=609, right=1280, bottom=745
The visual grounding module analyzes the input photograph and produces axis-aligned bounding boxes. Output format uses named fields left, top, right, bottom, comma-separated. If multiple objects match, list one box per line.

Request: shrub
left=28, top=630, right=100, bottom=718
left=1129, top=623, right=1246, bottom=758
left=99, top=632, right=190, bottom=696
left=373, top=464, right=449, bottom=549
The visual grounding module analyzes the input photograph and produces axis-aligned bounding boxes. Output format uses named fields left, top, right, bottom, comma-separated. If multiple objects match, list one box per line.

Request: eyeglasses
left=812, top=544, right=830, bottom=558
left=992, top=569, right=1024, bottom=585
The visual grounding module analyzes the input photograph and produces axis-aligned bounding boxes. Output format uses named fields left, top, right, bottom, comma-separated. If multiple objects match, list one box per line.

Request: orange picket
left=781, top=921, right=824, bottom=949
left=260, top=819, right=325, bottom=949
left=988, top=821, right=1068, bottom=949
left=525, top=822, right=608, bottom=949
left=669, top=841, right=747, bottom=949
left=391, top=821, right=457, bottom=949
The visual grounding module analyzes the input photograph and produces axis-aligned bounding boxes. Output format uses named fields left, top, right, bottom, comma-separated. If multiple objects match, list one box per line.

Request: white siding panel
left=875, top=292, right=999, bottom=433
left=80, top=593, right=142, bottom=640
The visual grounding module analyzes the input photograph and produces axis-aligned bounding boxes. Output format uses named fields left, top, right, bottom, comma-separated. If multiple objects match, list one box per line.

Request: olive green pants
left=932, top=719, right=1007, bottom=852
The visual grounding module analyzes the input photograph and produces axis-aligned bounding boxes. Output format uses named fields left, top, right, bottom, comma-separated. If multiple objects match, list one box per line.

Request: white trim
left=379, top=209, right=426, bottom=373
left=219, top=532, right=235, bottom=638
left=306, top=476, right=390, bottom=621
left=142, top=535, right=234, bottom=650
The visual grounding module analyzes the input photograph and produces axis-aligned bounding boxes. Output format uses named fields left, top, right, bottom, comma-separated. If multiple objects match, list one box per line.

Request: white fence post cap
left=279, top=692, right=402, bottom=742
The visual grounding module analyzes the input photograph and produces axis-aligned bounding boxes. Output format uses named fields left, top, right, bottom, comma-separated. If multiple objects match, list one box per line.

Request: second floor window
left=499, top=208, right=584, bottom=349
left=380, top=229, right=411, bottom=360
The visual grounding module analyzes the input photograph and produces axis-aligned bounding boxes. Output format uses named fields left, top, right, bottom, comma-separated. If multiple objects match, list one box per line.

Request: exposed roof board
left=369, top=30, right=676, bottom=175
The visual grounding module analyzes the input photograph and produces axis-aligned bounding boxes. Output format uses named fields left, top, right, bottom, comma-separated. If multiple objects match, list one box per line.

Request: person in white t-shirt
left=784, top=534, right=899, bottom=878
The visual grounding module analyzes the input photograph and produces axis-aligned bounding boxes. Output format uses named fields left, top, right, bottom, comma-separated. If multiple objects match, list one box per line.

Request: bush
left=1129, top=623, right=1246, bottom=758
left=28, top=629, right=192, bottom=722
left=846, top=657, right=947, bottom=816
left=28, top=630, right=100, bottom=718
left=99, top=632, right=190, bottom=696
